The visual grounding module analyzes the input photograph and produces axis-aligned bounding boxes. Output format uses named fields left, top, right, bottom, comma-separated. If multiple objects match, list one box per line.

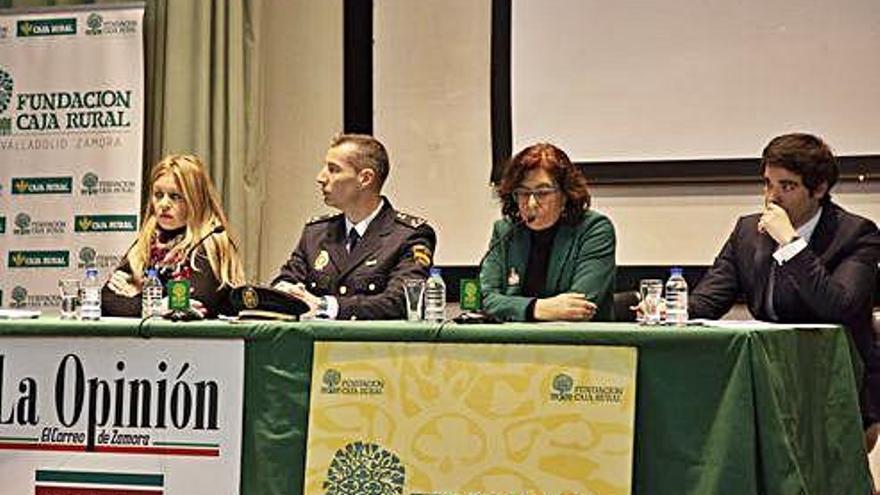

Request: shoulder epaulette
left=395, top=211, right=427, bottom=229
left=306, top=212, right=341, bottom=225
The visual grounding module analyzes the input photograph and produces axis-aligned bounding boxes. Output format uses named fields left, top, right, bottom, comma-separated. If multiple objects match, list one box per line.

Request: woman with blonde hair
left=102, top=154, right=244, bottom=317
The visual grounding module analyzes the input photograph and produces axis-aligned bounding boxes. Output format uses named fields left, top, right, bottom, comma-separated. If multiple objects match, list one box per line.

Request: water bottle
left=423, top=268, right=447, bottom=323
left=665, top=267, right=689, bottom=326
left=80, top=267, right=102, bottom=321
left=141, top=268, right=164, bottom=318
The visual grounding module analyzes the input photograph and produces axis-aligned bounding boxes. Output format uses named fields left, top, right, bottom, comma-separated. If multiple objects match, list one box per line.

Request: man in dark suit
left=272, top=134, right=436, bottom=320
left=690, top=133, right=880, bottom=449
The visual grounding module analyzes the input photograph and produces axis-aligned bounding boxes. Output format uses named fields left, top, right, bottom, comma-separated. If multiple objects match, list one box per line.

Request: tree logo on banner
left=323, top=441, right=405, bottom=495
left=321, top=368, right=342, bottom=394
left=0, top=67, right=12, bottom=112
left=552, top=373, right=574, bottom=395
left=79, top=247, right=97, bottom=266
left=11, top=286, right=27, bottom=308
left=0, top=66, right=12, bottom=135
left=81, top=172, right=100, bottom=195
left=86, top=13, right=103, bottom=35
left=77, top=246, right=119, bottom=268
left=13, top=212, right=31, bottom=235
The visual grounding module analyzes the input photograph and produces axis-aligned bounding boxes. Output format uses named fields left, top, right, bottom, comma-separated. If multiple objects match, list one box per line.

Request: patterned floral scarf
left=148, top=226, right=191, bottom=281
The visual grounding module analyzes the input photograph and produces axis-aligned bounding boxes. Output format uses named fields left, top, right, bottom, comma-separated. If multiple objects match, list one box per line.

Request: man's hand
left=273, top=281, right=298, bottom=295
left=107, top=270, right=140, bottom=297
left=867, top=422, right=880, bottom=454
left=758, top=202, right=797, bottom=245
left=274, top=281, right=321, bottom=316
left=534, top=293, right=597, bottom=321
left=630, top=298, right=666, bottom=322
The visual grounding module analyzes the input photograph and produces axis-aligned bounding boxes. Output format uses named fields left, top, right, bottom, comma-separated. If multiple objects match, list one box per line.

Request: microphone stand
left=454, top=215, right=530, bottom=324
left=166, top=225, right=225, bottom=321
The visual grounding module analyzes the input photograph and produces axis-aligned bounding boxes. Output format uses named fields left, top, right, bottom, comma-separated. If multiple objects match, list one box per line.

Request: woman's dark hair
left=497, top=143, right=591, bottom=224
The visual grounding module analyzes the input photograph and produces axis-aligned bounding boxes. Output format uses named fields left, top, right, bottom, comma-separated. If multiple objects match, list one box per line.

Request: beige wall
left=372, top=0, right=879, bottom=265
left=261, top=0, right=878, bottom=272
left=595, top=181, right=880, bottom=265
left=259, top=0, right=343, bottom=281
left=374, top=0, right=498, bottom=265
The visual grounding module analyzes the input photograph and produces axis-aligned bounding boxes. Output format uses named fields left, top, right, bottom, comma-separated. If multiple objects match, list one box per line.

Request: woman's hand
left=107, top=270, right=140, bottom=297
left=190, top=299, right=208, bottom=318
left=534, top=293, right=597, bottom=321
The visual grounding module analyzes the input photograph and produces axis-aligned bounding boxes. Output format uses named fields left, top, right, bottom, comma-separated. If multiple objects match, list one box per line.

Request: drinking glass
left=402, top=278, right=426, bottom=322
left=639, top=279, right=663, bottom=325
left=58, top=279, right=81, bottom=320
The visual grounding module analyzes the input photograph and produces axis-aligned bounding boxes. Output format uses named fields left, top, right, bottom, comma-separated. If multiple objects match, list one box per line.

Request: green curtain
left=0, top=0, right=266, bottom=280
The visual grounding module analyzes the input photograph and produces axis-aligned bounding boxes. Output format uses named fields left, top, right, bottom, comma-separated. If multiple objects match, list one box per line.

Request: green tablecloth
left=0, top=318, right=872, bottom=495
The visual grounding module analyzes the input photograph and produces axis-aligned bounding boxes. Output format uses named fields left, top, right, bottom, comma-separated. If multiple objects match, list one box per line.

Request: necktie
left=347, top=228, right=361, bottom=253
left=765, top=261, right=780, bottom=321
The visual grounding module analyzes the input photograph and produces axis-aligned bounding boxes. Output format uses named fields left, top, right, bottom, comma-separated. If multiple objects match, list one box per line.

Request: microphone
left=183, top=225, right=225, bottom=266
left=155, top=225, right=224, bottom=279
left=164, top=225, right=225, bottom=321
left=454, top=217, right=524, bottom=324
left=475, top=217, right=521, bottom=273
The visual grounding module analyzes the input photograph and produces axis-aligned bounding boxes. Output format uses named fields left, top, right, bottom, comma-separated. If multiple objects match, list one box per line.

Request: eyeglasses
left=512, top=186, right=559, bottom=203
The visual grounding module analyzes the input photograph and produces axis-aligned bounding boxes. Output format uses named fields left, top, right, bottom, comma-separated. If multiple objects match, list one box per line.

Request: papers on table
left=0, top=309, right=41, bottom=319
left=690, top=319, right=839, bottom=330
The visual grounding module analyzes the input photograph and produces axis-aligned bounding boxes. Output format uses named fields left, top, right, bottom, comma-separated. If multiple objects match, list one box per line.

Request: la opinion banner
left=0, top=337, right=244, bottom=495
left=305, top=342, right=638, bottom=495
left=0, top=4, right=144, bottom=310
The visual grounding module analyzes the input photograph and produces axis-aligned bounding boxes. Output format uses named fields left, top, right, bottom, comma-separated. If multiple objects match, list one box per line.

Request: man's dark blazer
left=273, top=198, right=436, bottom=320
left=690, top=201, right=880, bottom=425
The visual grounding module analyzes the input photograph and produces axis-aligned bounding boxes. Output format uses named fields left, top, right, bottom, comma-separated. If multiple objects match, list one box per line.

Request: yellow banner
left=305, top=342, right=637, bottom=495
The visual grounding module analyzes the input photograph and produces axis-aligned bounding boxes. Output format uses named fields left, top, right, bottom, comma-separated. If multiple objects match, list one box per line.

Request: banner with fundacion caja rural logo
left=0, top=5, right=143, bottom=310
left=305, top=341, right=638, bottom=495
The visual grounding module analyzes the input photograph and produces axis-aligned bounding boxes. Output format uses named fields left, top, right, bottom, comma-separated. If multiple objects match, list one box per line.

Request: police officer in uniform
left=272, top=134, right=436, bottom=320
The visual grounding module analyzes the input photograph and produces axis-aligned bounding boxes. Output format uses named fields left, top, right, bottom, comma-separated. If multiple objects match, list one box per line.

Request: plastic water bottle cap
left=670, top=267, right=683, bottom=276
left=430, top=267, right=442, bottom=277
left=147, top=268, right=158, bottom=277
left=86, top=267, right=98, bottom=277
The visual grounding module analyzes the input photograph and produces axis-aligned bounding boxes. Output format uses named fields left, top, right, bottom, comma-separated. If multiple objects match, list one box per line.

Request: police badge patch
left=410, top=244, right=432, bottom=267
left=314, top=250, right=330, bottom=271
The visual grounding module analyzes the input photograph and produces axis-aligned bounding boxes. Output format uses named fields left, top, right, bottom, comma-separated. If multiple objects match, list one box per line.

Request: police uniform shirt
left=272, top=198, right=436, bottom=320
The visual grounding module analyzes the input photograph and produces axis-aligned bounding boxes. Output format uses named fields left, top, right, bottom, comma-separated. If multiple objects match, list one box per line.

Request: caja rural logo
left=17, top=18, right=77, bottom=37
left=0, top=64, right=133, bottom=134
left=12, top=177, right=73, bottom=195
left=8, top=250, right=69, bottom=269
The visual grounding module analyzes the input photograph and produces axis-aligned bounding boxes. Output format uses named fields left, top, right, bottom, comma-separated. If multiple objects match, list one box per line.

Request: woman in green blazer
left=479, top=143, right=616, bottom=321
